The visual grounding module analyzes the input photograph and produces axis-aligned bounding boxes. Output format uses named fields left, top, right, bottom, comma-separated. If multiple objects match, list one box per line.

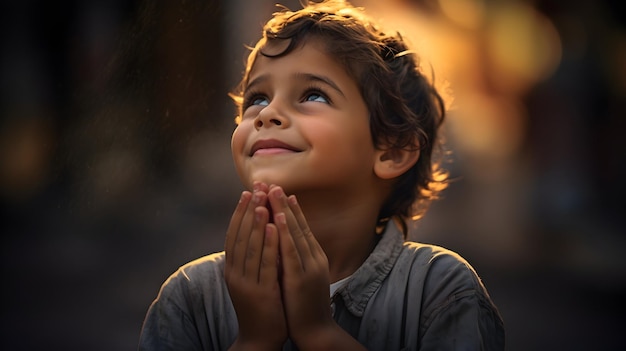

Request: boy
left=138, top=1, right=505, bottom=350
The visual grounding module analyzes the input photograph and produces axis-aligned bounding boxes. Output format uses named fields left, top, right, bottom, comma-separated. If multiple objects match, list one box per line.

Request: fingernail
left=288, top=195, right=297, bottom=205
left=252, top=192, right=259, bottom=204
left=253, top=182, right=260, bottom=192
left=276, top=212, right=286, bottom=224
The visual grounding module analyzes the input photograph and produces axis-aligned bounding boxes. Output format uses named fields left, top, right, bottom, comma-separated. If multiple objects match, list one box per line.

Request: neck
left=295, top=189, right=383, bottom=282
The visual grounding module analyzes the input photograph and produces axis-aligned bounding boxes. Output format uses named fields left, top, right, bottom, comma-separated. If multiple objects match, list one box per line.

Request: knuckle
left=302, top=228, right=313, bottom=237
left=246, top=247, right=257, bottom=259
left=260, top=256, right=272, bottom=267
left=292, top=230, right=304, bottom=240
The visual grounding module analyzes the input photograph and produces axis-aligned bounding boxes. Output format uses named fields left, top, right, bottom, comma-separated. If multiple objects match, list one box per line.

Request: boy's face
left=231, top=38, right=377, bottom=196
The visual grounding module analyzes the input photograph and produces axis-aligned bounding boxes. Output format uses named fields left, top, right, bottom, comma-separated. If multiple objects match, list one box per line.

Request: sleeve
left=138, top=270, right=209, bottom=351
left=418, top=251, right=505, bottom=351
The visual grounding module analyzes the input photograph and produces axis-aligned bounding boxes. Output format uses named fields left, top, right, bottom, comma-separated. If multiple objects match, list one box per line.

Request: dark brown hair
left=231, top=0, right=448, bottom=235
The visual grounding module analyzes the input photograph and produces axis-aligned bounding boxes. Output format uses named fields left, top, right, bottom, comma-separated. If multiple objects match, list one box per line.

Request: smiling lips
left=250, top=139, right=302, bottom=156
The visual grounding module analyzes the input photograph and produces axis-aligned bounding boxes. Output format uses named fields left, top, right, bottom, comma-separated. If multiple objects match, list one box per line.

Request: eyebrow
left=245, top=72, right=346, bottom=97
left=245, top=74, right=267, bottom=91
left=296, top=73, right=345, bottom=97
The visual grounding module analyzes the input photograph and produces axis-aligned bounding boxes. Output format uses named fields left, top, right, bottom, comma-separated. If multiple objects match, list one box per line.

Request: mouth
left=250, top=139, right=302, bottom=157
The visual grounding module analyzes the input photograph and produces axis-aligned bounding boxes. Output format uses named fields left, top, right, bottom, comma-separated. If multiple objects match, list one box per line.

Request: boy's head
left=231, top=0, right=447, bottom=228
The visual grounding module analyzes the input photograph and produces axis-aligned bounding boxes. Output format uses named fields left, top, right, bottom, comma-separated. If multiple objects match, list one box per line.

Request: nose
left=253, top=100, right=290, bottom=130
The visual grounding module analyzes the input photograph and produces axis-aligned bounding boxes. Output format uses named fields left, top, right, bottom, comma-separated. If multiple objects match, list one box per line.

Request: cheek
left=307, top=120, right=374, bottom=164
left=231, top=124, right=252, bottom=176
left=230, top=124, right=253, bottom=186
left=231, top=123, right=251, bottom=156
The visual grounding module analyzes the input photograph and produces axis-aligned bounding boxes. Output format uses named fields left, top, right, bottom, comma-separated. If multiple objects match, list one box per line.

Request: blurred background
left=1, top=0, right=624, bottom=349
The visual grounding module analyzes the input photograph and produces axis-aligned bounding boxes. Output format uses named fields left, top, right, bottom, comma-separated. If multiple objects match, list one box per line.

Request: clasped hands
left=224, top=181, right=335, bottom=350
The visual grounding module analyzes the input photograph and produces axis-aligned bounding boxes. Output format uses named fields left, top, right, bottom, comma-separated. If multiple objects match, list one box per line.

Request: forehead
left=246, top=38, right=354, bottom=87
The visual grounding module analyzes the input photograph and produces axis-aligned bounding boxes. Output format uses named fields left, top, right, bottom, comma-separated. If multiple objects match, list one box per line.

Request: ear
left=373, top=147, right=420, bottom=180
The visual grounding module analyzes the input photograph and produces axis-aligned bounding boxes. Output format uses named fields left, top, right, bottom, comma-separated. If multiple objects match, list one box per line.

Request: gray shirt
left=138, top=222, right=504, bottom=350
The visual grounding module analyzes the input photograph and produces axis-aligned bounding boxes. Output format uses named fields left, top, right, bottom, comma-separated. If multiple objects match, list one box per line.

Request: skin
left=225, top=38, right=419, bottom=350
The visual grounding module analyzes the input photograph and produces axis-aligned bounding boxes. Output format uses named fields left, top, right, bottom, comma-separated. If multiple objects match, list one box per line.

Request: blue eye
left=251, top=97, right=269, bottom=106
left=243, top=90, right=269, bottom=109
left=305, top=93, right=328, bottom=103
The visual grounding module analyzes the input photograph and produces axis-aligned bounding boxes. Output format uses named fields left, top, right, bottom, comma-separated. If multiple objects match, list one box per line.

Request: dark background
left=1, top=0, right=624, bottom=350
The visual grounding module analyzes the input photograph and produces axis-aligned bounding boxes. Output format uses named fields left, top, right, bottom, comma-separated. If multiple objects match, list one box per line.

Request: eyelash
left=242, top=90, right=266, bottom=109
left=302, top=85, right=332, bottom=104
left=241, top=85, right=332, bottom=109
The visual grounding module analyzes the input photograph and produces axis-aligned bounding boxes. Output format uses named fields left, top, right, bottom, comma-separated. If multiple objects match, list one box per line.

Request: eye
left=250, top=96, right=269, bottom=107
left=303, top=89, right=330, bottom=104
left=243, top=92, right=269, bottom=110
left=306, top=93, right=327, bottom=103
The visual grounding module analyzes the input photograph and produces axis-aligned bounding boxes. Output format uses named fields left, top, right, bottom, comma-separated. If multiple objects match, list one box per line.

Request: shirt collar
left=335, top=221, right=404, bottom=317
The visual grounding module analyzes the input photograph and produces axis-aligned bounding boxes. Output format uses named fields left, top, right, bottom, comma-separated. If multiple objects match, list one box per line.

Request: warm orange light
left=485, top=2, right=562, bottom=94
left=438, top=0, right=486, bottom=30
left=449, top=93, right=527, bottom=161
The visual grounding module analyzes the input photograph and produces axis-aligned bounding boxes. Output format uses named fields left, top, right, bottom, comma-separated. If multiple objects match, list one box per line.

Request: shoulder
left=399, top=241, right=482, bottom=291
left=139, top=252, right=237, bottom=349
left=158, top=251, right=227, bottom=300
left=397, top=242, right=499, bottom=320
left=178, top=251, right=226, bottom=282
left=148, top=252, right=230, bottom=324
left=403, top=242, right=504, bottom=342
left=398, top=243, right=504, bottom=348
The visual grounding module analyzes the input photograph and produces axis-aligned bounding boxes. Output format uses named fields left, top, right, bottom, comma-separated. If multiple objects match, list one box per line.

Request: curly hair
left=231, top=0, right=448, bottom=235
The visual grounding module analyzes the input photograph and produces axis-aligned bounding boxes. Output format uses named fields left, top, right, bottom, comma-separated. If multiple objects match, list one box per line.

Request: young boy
left=138, top=1, right=505, bottom=350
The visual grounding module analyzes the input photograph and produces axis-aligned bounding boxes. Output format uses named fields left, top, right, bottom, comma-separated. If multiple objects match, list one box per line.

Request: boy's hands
left=225, top=183, right=360, bottom=350
left=224, top=183, right=287, bottom=351
left=267, top=186, right=337, bottom=348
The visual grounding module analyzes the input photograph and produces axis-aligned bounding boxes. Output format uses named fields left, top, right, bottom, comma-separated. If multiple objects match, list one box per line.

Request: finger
left=244, top=206, right=269, bottom=280
left=269, top=188, right=314, bottom=267
left=259, top=223, right=279, bottom=285
left=275, top=211, right=304, bottom=274
left=225, top=191, right=251, bottom=267
left=253, top=181, right=270, bottom=194
left=258, top=182, right=274, bottom=222
left=232, top=191, right=267, bottom=276
left=287, top=195, right=324, bottom=258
